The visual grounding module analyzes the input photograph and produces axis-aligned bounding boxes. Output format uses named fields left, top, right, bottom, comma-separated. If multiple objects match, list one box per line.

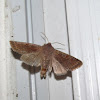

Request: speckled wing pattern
left=52, top=50, right=82, bottom=75
left=10, top=41, right=42, bottom=66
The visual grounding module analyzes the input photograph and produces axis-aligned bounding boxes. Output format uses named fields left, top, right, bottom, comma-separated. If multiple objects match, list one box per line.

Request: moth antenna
left=55, top=48, right=65, bottom=50
left=51, top=42, right=65, bottom=46
left=41, top=35, right=46, bottom=43
left=41, top=32, right=49, bottom=43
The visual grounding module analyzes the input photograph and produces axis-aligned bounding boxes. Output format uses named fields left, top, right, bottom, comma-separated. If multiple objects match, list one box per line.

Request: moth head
left=43, top=43, right=54, bottom=50
left=47, top=43, right=52, bottom=46
left=43, top=43, right=52, bottom=46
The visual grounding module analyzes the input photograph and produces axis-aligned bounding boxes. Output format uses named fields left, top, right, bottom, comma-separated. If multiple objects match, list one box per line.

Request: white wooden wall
left=0, top=0, right=100, bottom=100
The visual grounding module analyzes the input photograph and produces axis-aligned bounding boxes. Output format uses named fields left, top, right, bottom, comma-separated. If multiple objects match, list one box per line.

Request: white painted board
left=0, top=0, right=17, bottom=100
left=10, top=0, right=31, bottom=100
left=3, top=0, right=100, bottom=100
left=66, top=0, right=100, bottom=100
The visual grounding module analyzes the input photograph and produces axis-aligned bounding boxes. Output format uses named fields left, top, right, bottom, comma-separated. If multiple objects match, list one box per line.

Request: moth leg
left=43, top=74, right=46, bottom=79
left=40, top=73, right=44, bottom=79
left=40, top=72, right=46, bottom=79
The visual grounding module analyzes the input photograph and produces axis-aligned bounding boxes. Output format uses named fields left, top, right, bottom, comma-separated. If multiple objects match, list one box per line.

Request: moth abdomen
left=40, top=67, right=47, bottom=79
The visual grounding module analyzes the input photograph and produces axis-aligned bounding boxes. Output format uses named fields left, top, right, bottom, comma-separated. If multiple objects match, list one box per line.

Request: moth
left=10, top=41, right=83, bottom=78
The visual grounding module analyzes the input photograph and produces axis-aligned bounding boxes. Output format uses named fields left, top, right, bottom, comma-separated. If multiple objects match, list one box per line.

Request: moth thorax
left=43, top=43, right=54, bottom=54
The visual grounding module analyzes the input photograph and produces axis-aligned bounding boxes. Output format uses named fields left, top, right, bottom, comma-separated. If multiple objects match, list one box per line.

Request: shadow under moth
left=10, top=41, right=83, bottom=78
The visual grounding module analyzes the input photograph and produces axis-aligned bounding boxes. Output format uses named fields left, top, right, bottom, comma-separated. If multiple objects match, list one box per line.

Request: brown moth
left=10, top=41, right=83, bottom=78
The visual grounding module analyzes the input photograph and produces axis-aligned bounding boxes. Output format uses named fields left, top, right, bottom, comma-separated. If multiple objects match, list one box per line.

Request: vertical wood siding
left=1, top=0, right=100, bottom=100
left=0, top=0, right=17, bottom=100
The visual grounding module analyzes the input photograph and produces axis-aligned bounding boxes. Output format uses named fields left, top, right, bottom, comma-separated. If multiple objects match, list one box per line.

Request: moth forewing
left=10, top=41, right=42, bottom=54
left=53, top=50, right=83, bottom=72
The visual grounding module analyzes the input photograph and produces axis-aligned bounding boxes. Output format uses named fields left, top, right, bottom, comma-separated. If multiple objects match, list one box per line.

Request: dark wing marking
left=10, top=41, right=41, bottom=54
left=53, top=50, right=82, bottom=73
